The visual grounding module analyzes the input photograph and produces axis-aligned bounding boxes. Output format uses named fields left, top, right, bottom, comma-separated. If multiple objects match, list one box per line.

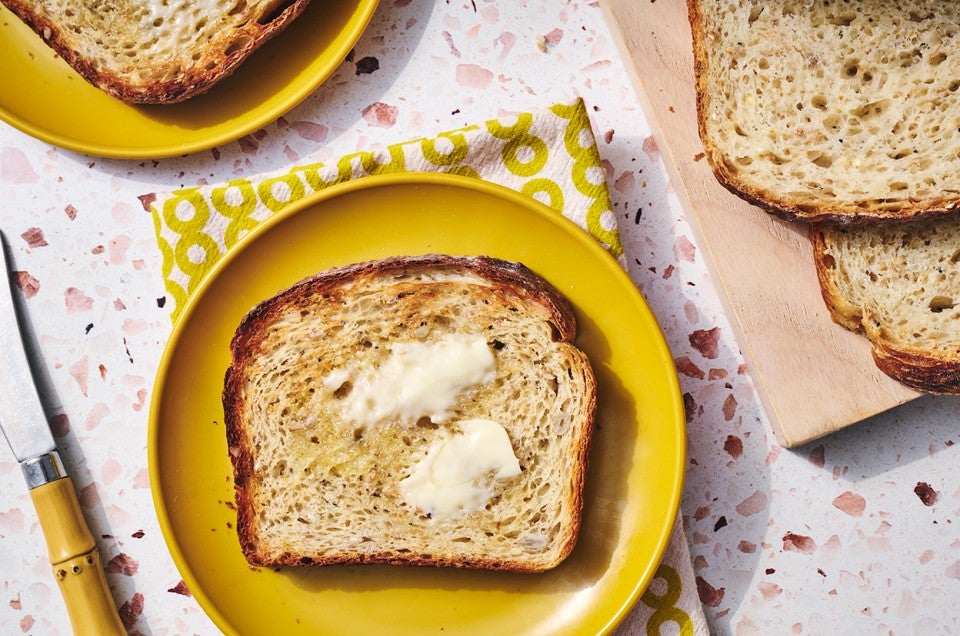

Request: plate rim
left=0, top=0, right=379, bottom=158
left=147, top=172, right=686, bottom=635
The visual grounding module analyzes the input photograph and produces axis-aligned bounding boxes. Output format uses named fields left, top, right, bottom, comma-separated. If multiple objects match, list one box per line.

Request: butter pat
left=400, top=419, right=522, bottom=519
left=323, top=334, right=496, bottom=427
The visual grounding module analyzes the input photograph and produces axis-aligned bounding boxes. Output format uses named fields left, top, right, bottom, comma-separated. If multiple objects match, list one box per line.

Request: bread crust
left=870, top=340, right=960, bottom=395
left=227, top=254, right=579, bottom=369
left=223, top=254, right=596, bottom=571
left=686, top=0, right=960, bottom=224
left=809, top=226, right=865, bottom=332
left=1, top=0, right=311, bottom=103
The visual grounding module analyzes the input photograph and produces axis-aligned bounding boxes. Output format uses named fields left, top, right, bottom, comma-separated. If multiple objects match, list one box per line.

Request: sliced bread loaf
left=811, top=218, right=960, bottom=393
left=1, top=0, right=311, bottom=103
left=222, top=255, right=597, bottom=572
left=688, top=0, right=960, bottom=222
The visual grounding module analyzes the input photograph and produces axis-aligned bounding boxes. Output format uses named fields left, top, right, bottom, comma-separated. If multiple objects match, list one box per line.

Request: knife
left=0, top=234, right=125, bottom=635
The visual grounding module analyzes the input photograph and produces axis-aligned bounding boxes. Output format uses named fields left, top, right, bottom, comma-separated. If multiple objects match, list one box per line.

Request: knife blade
left=0, top=233, right=125, bottom=635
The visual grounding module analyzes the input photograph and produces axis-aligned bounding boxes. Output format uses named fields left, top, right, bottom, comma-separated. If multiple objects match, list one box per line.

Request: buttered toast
left=222, top=255, right=597, bottom=572
left=1, top=0, right=311, bottom=103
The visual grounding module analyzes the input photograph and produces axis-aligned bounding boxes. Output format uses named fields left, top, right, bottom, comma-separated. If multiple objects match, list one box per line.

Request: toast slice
left=222, top=255, right=597, bottom=572
left=1, top=0, right=311, bottom=103
left=811, top=218, right=960, bottom=394
left=688, top=0, right=960, bottom=223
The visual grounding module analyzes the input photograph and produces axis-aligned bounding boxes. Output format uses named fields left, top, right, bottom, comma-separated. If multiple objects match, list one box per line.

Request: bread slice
left=222, top=255, right=597, bottom=571
left=1, top=0, right=310, bottom=103
left=688, top=0, right=960, bottom=222
left=811, top=218, right=960, bottom=393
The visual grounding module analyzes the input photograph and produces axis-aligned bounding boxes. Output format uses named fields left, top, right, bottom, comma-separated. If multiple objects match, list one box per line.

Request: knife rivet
left=56, top=569, right=66, bottom=580
left=72, top=565, right=81, bottom=574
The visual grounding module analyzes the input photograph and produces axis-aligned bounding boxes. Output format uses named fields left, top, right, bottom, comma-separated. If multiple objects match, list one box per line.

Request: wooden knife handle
left=30, top=477, right=126, bottom=635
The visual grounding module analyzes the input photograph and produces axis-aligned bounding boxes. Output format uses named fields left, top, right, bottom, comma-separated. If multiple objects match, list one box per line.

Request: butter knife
left=0, top=234, right=125, bottom=634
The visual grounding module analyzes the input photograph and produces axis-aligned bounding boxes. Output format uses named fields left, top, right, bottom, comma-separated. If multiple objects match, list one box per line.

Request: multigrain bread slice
left=688, top=0, right=960, bottom=223
left=222, top=255, right=597, bottom=572
left=811, top=218, right=960, bottom=393
left=1, top=0, right=310, bottom=103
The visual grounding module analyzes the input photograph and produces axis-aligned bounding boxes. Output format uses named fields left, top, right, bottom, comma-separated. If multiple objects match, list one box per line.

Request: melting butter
left=400, top=419, right=522, bottom=520
left=323, top=334, right=496, bottom=427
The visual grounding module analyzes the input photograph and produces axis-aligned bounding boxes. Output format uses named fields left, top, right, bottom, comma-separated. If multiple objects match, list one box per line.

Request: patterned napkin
left=149, top=98, right=707, bottom=635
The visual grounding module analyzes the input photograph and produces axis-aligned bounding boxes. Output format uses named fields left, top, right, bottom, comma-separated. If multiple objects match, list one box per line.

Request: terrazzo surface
left=1, top=1, right=959, bottom=634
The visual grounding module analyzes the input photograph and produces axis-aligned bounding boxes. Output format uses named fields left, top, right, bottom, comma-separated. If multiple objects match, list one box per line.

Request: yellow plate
left=0, top=1, right=378, bottom=158
left=149, top=173, right=685, bottom=635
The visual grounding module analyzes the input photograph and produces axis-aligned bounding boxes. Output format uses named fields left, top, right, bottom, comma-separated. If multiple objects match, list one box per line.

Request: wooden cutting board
left=601, top=1, right=919, bottom=447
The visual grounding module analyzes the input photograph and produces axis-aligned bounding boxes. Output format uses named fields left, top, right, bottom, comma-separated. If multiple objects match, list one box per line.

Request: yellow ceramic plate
left=0, top=1, right=378, bottom=158
left=149, top=174, right=685, bottom=635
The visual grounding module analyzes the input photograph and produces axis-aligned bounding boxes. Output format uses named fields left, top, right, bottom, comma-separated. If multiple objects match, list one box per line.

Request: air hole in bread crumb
left=828, top=13, right=856, bottom=27
left=929, top=296, right=955, bottom=312
left=224, top=35, right=253, bottom=57
left=851, top=100, right=888, bottom=119
left=822, top=114, right=841, bottom=131
left=416, top=417, right=436, bottom=428
left=761, top=153, right=789, bottom=166
left=842, top=59, right=860, bottom=77
left=809, top=153, right=834, bottom=169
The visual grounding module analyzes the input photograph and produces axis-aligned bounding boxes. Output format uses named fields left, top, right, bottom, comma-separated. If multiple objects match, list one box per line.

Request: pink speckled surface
left=1, top=2, right=959, bottom=635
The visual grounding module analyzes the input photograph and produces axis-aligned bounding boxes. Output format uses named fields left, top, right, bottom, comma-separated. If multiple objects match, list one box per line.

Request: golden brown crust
left=1, top=0, right=312, bottom=103
left=808, top=225, right=865, bottom=332
left=228, top=254, right=579, bottom=367
left=223, top=254, right=595, bottom=571
left=709, top=157, right=960, bottom=225
left=870, top=340, right=960, bottom=395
